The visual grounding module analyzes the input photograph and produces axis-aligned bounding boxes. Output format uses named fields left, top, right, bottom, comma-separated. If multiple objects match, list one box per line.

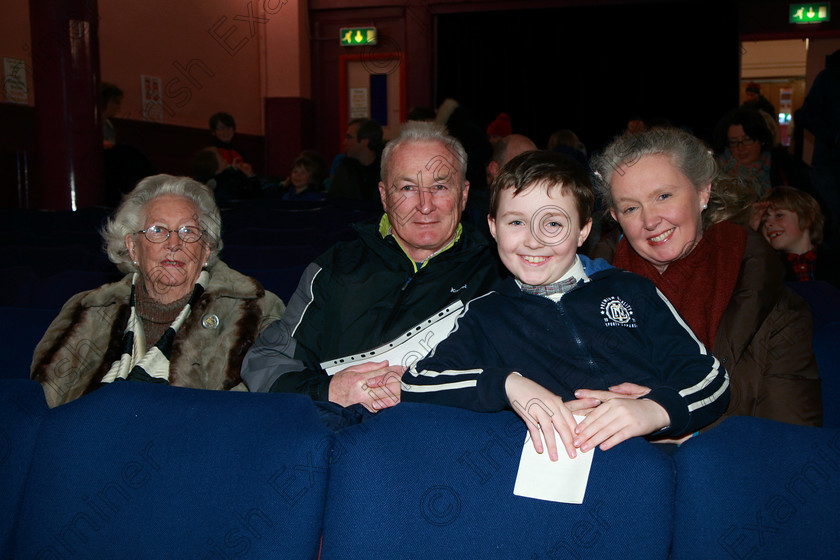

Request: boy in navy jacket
left=399, top=150, right=730, bottom=460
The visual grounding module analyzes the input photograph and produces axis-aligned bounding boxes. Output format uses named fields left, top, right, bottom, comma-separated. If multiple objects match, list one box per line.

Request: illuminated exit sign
left=790, top=3, right=830, bottom=23
left=340, top=27, right=377, bottom=46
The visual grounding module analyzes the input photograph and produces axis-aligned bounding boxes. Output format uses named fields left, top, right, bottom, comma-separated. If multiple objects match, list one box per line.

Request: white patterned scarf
left=101, top=269, right=210, bottom=384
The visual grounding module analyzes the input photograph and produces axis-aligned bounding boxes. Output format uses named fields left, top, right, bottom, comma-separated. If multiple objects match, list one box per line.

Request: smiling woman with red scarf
left=587, top=128, right=822, bottom=429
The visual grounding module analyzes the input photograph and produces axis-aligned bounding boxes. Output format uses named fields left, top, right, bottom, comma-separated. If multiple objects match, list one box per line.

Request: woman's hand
left=505, top=373, right=599, bottom=461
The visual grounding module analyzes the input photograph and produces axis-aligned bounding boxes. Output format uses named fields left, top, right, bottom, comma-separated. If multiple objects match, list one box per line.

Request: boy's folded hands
left=506, top=375, right=671, bottom=461
left=505, top=373, right=590, bottom=461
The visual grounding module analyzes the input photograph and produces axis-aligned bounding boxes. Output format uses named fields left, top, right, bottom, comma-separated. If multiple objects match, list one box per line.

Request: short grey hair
left=590, top=128, right=718, bottom=210
left=101, top=174, right=223, bottom=273
left=380, top=121, right=468, bottom=186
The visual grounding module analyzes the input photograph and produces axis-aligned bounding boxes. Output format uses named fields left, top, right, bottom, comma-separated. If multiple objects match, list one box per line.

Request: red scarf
left=612, top=221, right=747, bottom=349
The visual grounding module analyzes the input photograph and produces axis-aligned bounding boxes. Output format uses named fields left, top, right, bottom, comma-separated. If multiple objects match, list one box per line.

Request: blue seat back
left=784, top=281, right=839, bottom=427
left=30, top=269, right=122, bottom=311
left=672, top=416, right=840, bottom=559
left=222, top=243, right=320, bottom=269
left=320, top=402, right=676, bottom=560
left=12, top=382, right=332, bottom=560
left=0, top=307, right=59, bottom=380
left=786, top=280, right=840, bottom=332
left=239, top=266, right=306, bottom=304
left=0, top=379, right=49, bottom=557
left=0, top=266, right=38, bottom=307
left=814, top=322, right=840, bottom=427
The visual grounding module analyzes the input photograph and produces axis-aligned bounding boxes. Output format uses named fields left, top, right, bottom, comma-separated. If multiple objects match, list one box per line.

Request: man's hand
left=328, top=361, right=404, bottom=413
left=505, top=373, right=598, bottom=461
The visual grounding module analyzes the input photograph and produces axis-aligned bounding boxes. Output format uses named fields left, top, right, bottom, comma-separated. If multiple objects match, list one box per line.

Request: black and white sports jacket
left=402, top=267, right=730, bottom=437
left=241, top=215, right=506, bottom=400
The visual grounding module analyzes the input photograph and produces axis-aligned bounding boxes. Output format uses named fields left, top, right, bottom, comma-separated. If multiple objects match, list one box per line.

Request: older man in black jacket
left=242, top=121, right=505, bottom=412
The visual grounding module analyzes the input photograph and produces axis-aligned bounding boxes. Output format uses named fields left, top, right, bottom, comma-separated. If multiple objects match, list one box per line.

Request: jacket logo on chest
left=600, top=296, right=637, bottom=328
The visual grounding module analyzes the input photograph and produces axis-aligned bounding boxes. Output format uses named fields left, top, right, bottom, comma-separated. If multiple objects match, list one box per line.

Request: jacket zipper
left=382, top=269, right=419, bottom=335
left=554, top=296, right=604, bottom=383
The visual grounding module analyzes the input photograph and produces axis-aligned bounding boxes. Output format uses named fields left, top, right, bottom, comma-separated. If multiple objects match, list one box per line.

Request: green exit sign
left=340, top=27, right=377, bottom=47
left=790, top=3, right=830, bottom=23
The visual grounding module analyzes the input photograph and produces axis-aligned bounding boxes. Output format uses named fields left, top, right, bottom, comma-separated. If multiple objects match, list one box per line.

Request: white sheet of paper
left=513, top=416, right=594, bottom=504
left=320, top=301, right=464, bottom=375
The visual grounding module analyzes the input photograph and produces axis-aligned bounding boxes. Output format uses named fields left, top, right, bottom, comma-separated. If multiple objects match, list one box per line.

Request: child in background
left=209, top=112, right=254, bottom=177
left=282, top=153, right=327, bottom=201
left=189, top=146, right=259, bottom=205
left=399, top=150, right=730, bottom=460
left=760, top=186, right=840, bottom=288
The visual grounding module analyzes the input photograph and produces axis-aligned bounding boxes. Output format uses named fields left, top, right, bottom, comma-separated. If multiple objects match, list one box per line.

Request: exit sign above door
left=790, top=3, right=830, bottom=23
left=341, top=28, right=377, bottom=46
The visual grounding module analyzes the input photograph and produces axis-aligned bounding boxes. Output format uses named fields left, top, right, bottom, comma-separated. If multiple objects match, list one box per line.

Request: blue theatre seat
left=814, top=322, right=840, bottom=428
left=0, top=379, right=49, bottom=558
left=221, top=206, right=328, bottom=234
left=671, top=416, right=840, bottom=559
left=240, top=265, right=307, bottom=304
left=320, top=402, right=676, bottom=560
left=222, top=243, right=321, bottom=270
left=0, top=307, right=59, bottom=380
left=786, top=280, right=840, bottom=332
left=29, top=269, right=123, bottom=311
left=785, top=281, right=840, bottom=427
left=29, top=229, right=103, bottom=248
left=224, top=227, right=322, bottom=246
left=0, top=244, right=96, bottom=278
left=11, top=382, right=332, bottom=560
left=0, top=266, right=38, bottom=307
left=0, top=208, right=108, bottom=237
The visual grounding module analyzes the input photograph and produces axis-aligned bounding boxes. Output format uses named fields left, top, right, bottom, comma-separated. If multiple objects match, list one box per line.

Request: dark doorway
left=435, top=1, right=740, bottom=155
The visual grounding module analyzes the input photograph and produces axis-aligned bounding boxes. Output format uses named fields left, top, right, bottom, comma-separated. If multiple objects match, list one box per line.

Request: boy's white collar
left=515, top=255, right=590, bottom=299
left=561, top=255, right=589, bottom=286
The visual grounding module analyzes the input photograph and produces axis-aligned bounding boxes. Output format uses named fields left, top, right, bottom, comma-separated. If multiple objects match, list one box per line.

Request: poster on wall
left=3, top=57, right=29, bottom=104
left=349, top=87, right=369, bottom=118
left=141, top=75, right=163, bottom=122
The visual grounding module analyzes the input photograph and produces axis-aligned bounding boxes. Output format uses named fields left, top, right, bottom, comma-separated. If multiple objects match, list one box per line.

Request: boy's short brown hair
left=489, top=150, right=595, bottom=225
left=760, top=186, right=824, bottom=245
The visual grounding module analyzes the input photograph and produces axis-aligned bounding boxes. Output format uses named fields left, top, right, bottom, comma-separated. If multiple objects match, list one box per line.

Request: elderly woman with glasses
left=31, top=174, right=286, bottom=407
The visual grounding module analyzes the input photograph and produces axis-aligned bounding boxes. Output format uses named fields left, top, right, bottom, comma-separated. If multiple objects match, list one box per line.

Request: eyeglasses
left=137, top=225, right=204, bottom=243
left=728, top=137, right=757, bottom=148
left=398, top=185, right=453, bottom=195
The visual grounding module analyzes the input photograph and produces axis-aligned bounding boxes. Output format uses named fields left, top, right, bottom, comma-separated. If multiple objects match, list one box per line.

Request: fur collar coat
left=31, top=261, right=286, bottom=407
